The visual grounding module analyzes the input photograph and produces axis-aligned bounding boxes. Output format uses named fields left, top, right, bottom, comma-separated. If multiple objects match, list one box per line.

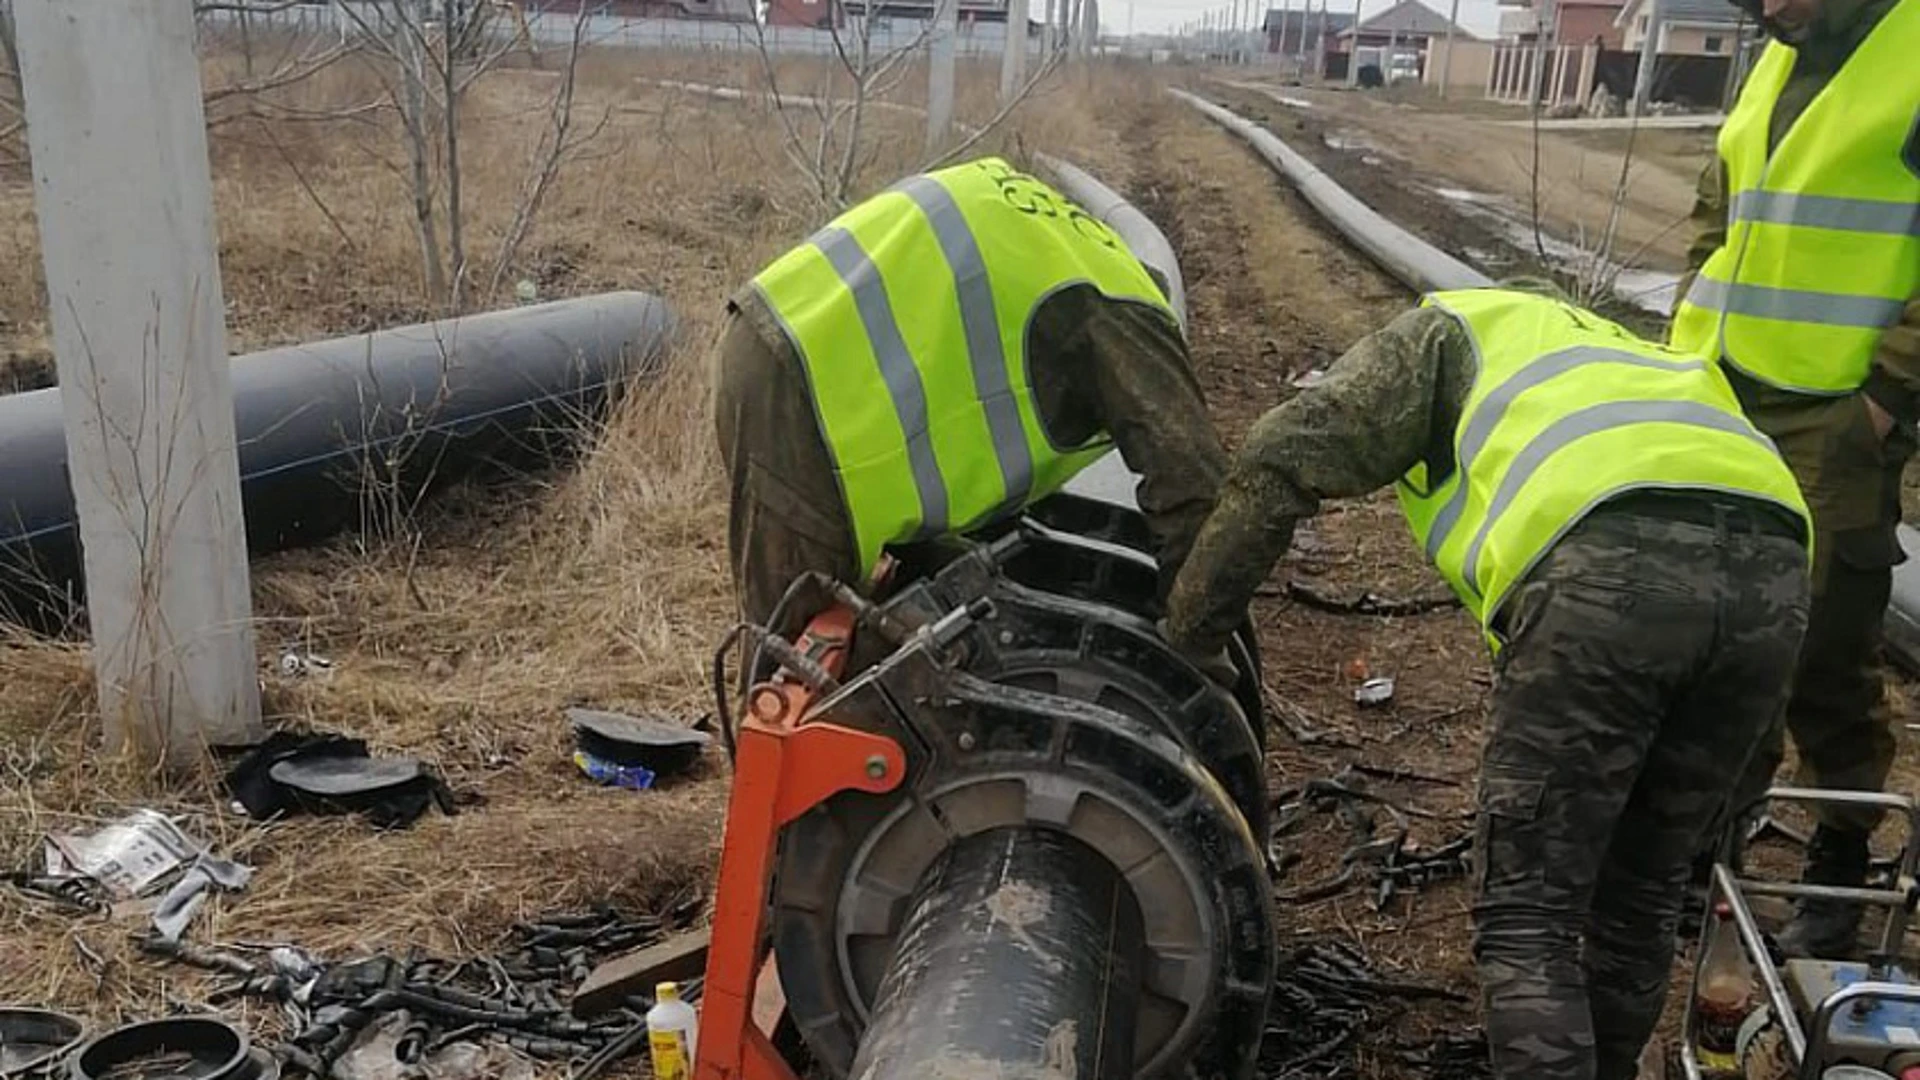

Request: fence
left=1484, top=40, right=1740, bottom=111
left=1485, top=41, right=1598, bottom=109
left=196, top=1, right=1045, bottom=58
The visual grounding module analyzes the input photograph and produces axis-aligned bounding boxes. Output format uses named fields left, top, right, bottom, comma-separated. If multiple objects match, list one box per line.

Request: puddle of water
left=1422, top=182, right=1680, bottom=315
left=1323, top=132, right=1379, bottom=153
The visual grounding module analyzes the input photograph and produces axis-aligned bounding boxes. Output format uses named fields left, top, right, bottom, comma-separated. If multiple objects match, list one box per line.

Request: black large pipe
left=848, top=827, right=1146, bottom=1080
left=0, top=292, right=675, bottom=630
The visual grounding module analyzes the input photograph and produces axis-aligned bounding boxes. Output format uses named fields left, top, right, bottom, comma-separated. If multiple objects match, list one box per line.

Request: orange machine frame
left=695, top=607, right=907, bottom=1080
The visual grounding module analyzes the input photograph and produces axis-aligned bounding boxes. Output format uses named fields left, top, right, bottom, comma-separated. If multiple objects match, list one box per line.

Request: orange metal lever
left=695, top=607, right=905, bottom=1080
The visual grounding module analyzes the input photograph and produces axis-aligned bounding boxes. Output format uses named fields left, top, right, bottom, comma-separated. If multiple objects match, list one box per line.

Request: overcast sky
left=1119, top=0, right=1506, bottom=37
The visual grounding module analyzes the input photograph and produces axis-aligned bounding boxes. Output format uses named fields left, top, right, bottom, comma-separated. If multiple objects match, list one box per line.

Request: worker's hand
left=1866, top=394, right=1897, bottom=441
left=1154, top=618, right=1240, bottom=689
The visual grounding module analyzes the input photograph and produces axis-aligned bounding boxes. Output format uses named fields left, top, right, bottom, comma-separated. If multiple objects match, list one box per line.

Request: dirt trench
left=1122, top=92, right=1494, bottom=1065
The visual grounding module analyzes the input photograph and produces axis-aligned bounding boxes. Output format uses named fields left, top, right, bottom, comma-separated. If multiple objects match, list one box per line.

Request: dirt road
left=1229, top=82, right=1711, bottom=271
left=1121, top=90, right=1495, bottom=1066
left=1185, top=79, right=1710, bottom=330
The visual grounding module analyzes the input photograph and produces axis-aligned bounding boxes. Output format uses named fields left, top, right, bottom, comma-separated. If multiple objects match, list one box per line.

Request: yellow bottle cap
left=657, top=981, right=680, bottom=1002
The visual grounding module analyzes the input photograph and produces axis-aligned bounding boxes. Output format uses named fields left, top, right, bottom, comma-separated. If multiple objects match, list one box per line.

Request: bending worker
left=1164, top=287, right=1812, bottom=1080
left=713, top=156, right=1227, bottom=623
left=1672, top=0, right=1919, bottom=958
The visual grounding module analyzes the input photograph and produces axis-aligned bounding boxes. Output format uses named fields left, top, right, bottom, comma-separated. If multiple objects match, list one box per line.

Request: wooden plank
left=571, top=928, right=712, bottom=1017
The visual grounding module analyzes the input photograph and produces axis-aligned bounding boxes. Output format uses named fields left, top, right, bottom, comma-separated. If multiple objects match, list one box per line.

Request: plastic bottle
left=648, top=980, right=699, bottom=1080
left=1696, top=903, right=1757, bottom=1079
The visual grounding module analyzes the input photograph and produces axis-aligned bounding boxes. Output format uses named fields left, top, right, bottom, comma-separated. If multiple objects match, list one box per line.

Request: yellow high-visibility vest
left=1668, top=4, right=1920, bottom=392
left=752, top=157, right=1179, bottom=574
left=1404, top=290, right=1810, bottom=645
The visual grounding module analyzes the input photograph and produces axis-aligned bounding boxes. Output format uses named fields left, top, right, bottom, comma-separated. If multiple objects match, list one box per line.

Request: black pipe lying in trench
left=0, top=292, right=675, bottom=632
left=848, top=827, right=1146, bottom=1080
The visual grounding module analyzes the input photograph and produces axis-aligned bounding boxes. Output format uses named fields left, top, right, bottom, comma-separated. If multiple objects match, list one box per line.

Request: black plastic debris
left=565, top=709, right=710, bottom=778
left=224, top=733, right=454, bottom=830
left=1269, top=768, right=1472, bottom=909
left=143, top=903, right=706, bottom=1078
left=0, top=1007, right=84, bottom=1077
left=1260, top=939, right=1484, bottom=1080
left=66, top=1016, right=276, bottom=1080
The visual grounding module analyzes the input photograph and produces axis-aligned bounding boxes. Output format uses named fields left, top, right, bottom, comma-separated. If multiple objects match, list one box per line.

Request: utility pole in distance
left=1440, top=0, right=1461, bottom=95
left=928, top=0, right=958, bottom=151
left=14, top=1, right=263, bottom=763
left=1631, top=0, right=1662, bottom=115
left=1002, top=0, right=1030, bottom=101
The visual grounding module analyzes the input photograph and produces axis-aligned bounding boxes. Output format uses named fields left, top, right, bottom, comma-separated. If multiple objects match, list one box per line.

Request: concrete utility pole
left=1440, top=0, right=1461, bottom=95
left=1630, top=0, right=1660, bottom=115
left=14, top=0, right=263, bottom=763
left=1528, top=0, right=1558, bottom=106
left=929, top=0, right=958, bottom=151
left=1347, top=0, right=1363, bottom=84
left=1315, top=0, right=1329, bottom=76
left=1002, top=0, right=1030, bottom=100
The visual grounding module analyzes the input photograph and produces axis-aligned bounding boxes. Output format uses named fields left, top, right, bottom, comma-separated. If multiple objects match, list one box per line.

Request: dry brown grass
left=0, top=35, right=1162, bottom=1055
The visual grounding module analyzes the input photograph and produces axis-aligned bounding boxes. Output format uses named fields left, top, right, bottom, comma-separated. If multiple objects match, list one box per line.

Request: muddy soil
left=1198, top=81, right=1687, bottom=334
left=1127, top=90, right=1490, bottom=1068
left=1138, top=82, right=1920, bottom=1074
left=1228, top=82, right=1709, bottom=272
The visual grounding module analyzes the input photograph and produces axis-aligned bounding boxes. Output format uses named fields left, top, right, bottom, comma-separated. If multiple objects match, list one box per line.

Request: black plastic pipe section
left=1169, top=89, right=1491, bottom=294
left=1039, top=154, right=1189, bottom=333
left=0, top=292, right=675, bottom=631
left=849, top=827, right=1145, bottom=1080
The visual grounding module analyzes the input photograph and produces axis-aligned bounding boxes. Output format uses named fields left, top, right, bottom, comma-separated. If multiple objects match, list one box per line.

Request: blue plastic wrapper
left=573, top=750, right=656, bottom=791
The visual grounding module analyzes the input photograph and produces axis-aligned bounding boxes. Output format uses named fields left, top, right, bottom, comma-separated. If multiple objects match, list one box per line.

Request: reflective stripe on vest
left=751, top=157, right=1179, bottom=575
left=1668, top=4, right=1920, bottom=392
left=1402, top=289, right=1810, bottom=644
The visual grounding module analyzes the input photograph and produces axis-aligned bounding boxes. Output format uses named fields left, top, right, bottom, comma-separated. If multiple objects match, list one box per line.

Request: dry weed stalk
left=0, top=39, right=1148, bottom=1028
left=330, top=0, right=601, bottom=310
left=747, top=0, right=1072, bottom=210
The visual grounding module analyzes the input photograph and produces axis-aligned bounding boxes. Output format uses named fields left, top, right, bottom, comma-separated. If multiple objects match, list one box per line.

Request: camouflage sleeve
left=1676, top=156, right=1727, bottom=313
left=1084, top=298, right=1231, bottom=598
left=1864, top=296, right=1920, bottom=424
left=1163, top=306, right=1471, bottom=659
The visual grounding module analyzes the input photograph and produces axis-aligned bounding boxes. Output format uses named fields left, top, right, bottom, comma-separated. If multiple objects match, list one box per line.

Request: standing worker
left=1670, top=0, right=1920, bottom=957
left=1165, top=287, right=1811, bottom=1080
left=714, top=157, right=1228, bottom=624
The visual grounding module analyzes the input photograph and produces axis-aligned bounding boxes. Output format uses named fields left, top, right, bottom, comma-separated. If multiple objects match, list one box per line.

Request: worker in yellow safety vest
left=1671, top=0, right=1919, bottom=958
left=713, top=157, right=1229, bottom=628
left=1166, top=287, right=1812, bottom=1080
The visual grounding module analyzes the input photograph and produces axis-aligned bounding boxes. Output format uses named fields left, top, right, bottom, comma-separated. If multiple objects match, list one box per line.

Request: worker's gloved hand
left=1154, top=619, right=1240, bottom=689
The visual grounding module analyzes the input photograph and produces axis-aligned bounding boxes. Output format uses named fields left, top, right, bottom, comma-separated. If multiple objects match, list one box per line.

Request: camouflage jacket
left=1164, top=306, right=1474, bottom=658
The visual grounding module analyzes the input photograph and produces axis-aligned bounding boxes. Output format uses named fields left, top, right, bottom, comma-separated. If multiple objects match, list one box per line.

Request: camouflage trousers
left=1474, top=496, right=1809, bottom=1080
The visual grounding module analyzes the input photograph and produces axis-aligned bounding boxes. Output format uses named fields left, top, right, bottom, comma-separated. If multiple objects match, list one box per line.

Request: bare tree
left=746, top=0, right=1068, bottom=211
left=331, top=0, right=599, bottom=311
